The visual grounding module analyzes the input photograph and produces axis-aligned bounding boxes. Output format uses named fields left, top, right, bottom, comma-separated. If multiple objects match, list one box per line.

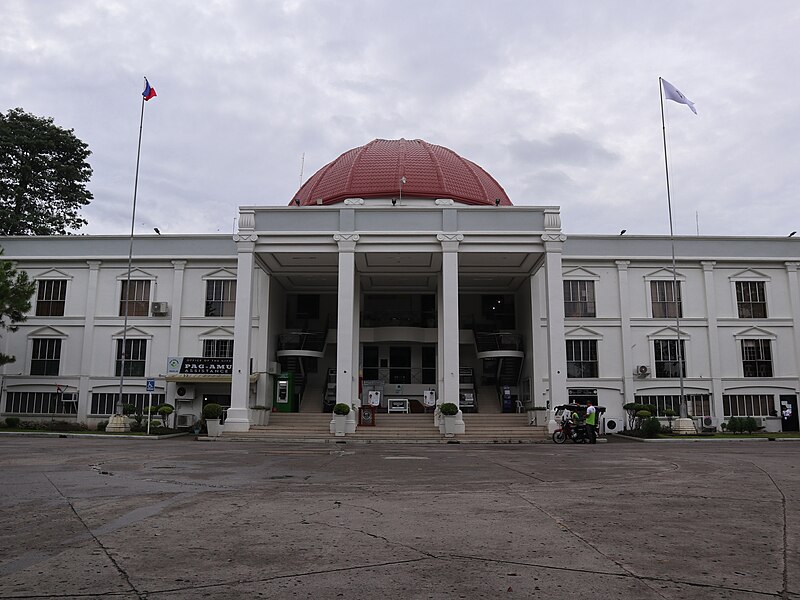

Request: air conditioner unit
left=604, top=416, right=624, bottom=433
left=175, top=384, right=195, bottom=400
left=696, top=416, right=721, bottom=431
left=61, top=392, right=77, bottom=403
left=635, top=365, right=650, bottom=378
left=176, top=414, right=194, bottom=427
left=151, top=302, right=169, bottom=316
left=268, top=362, right=281, bottom=375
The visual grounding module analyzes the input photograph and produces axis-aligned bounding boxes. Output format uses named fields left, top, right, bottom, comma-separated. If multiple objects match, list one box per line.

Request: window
left=389, top=346, right=411, bottom=384
left=564, top=281, right=596, bottom=318
left=119, top=280, right=151, bottom=316
left=36, top=280, right=67, bottom=316
left=421, top=346, right=436, bottom=384
left=5, top=391, right=75, bottom=415
left=650, top=280, right=682, bottom=318
left=203, top=339, right=234, bottom=358
left=90, top=392, right=165, bottom=416
left=566, top=340, right=598, bottom=378
left=30, top=339, right=61, bottom=376
left=736, top=281, right=767, bottom=318
left=115, top=339, right=147, bottom=377
left=635, top=394, right=711, bottom=417
left=362, top=346, right=380, bottom=381
left=741, top=339, right=772, bottom=377
left=723, top=394, right=774, bottom=417
left=205, top=280, right=236, bottom=317
left=653, top=339, right=686, bottom=378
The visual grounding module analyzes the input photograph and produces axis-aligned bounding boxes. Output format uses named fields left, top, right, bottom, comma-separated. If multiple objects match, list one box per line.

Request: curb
left=0, top=431, right=190, bottom=440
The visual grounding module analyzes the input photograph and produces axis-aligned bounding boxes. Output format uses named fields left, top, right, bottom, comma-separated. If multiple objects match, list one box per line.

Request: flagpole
left=115, top=84, right=148, bottom=418
left=659, top=77, right=688, bottom=420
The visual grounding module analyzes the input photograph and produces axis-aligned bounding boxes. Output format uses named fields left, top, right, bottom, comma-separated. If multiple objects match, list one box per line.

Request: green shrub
left=97, top=420, right=108, bottom=431
left=439, top=402, right=459, bottom=416
left=5, top=417, right=20, bottom=428
left=727, top=417, right=742, bottom=434
left=641, top=417, right=662, bottom=438
left=333, top=403, right=351, bottom=416
left=202, top=403, right=223, bottom=420
left=129, top=422, right=143, bottom=432
left=122, top=403, right=137, bottom=415
left=157, top=404, right=174, bottom=420
left=743, top=416, right=759, bottom=433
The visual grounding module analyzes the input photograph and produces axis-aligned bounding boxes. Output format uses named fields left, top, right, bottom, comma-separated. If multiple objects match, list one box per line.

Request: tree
left=0, top=248, right=35, bottom=365
left=0, top=108, right=93, bottom=235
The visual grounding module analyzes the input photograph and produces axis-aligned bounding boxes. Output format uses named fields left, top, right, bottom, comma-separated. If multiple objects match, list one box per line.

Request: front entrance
left=780, top=395, right=799, bottom=431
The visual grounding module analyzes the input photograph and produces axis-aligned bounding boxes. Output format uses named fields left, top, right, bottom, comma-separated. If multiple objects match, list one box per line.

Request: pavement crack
left=43, top=473, right=146, bottom=600
left=749, top=461, right=790, bottom=599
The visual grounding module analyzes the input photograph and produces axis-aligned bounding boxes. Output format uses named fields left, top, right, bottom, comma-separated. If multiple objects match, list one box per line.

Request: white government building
left=1, top=139, right=799, bottom=435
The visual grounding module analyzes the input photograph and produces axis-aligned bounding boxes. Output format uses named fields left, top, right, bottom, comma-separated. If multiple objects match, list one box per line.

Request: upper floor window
left=653, top=339, right=686, bottom=378
left=741, top=339, right=772, bottom=377
left=30, top=338, right=61, bottom=376
left=115, top=339, right=147, bottom=377
left=205, top=280, right=236, bottom=317
left=120, top=280, right=151, bottom=317
left=203, top=339, right=234, bottom=358
left=566, top=340, right=598, bottom=378
left=651, top=281, right=682, bottom=318
left=36, top=280, right=67, bottom=316
left=564, top=281, right=596, bottom=318
left=736, top=281, right=767, bottom=318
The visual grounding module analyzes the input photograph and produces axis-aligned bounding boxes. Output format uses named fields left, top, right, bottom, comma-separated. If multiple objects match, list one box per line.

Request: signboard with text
left=167, top=356, right=233, bottom=375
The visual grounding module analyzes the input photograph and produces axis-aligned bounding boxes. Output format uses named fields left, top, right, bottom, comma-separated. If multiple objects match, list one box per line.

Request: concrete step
left=220, top=411, right=548, bottom=444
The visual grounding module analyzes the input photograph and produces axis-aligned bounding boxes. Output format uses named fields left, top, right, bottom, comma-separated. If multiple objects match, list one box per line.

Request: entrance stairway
left=220, top=412, right=549, bottom=444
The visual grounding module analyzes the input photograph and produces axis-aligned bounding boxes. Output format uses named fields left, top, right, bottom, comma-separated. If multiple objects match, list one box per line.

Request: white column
left=786, top=263, right=800, bottom=386
left=543, top=234, right=567, bottom=408
left=702, top=261, right=724, bottom=418
left=616, top=261, right=634, bottom=408
left=77, top=260, right=101, bottom=422
left=437, top=234, right=464, bottom=433
left=334, top=235, right=358, bottom=415
left=227, top=235, right=256, bottom=432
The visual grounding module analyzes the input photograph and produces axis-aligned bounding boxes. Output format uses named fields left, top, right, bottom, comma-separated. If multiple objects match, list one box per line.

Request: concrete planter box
left=333, top=414, right=347, bottom=437
left=206, top=420, right=224, bottom=437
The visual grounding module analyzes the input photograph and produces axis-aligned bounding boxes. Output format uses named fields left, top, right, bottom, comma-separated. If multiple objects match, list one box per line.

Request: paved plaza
left=0, top=436, right=797, bottom=599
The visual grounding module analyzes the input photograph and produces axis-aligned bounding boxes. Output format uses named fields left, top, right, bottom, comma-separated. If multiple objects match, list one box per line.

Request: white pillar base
left=223, top=407, right=251, bottom=432
left=672, top=417, right=697, bottom=435
left=105, top=414, right=130, bottom=433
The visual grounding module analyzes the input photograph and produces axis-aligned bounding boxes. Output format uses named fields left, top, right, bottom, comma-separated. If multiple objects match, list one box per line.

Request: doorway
left=780, top=395, right=799, bottom=431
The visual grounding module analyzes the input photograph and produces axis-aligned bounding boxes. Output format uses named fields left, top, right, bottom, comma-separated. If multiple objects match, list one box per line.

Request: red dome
left=292, top=139, right=512, bottom=206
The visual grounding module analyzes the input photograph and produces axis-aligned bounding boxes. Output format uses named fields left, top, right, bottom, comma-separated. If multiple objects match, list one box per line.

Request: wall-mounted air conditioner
left=604, top=416, right=624, bottom=433
left=151, top=302, right=169, bottom=316
left=175, top=384, right=195, bottom=400
left=61, top=393, right=77, bottom=403
left=634, top=365, right=650, bottom=378
left=695, top=416, right=720, bottom=431
left=176, top=414, right=194, bottom=427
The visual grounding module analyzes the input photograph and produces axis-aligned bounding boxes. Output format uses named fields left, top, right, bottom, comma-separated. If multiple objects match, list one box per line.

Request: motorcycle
left=552, top=417, right=592, bottom=444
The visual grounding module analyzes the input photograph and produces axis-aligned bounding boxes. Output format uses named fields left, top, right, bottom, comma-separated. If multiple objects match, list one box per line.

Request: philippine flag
left=142, top=78, right=157, bottom=101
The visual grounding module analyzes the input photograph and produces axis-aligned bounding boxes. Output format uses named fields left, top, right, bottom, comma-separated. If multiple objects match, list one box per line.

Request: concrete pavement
left=0, top=437, right=797, bottom=599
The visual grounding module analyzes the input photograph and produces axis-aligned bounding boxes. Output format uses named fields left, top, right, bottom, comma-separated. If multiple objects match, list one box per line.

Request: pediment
left=647, top=326, right=690, bottom=339
left=116, top=268, right=156, bottom=281
left=34, top=268, right=73, bottom=280
left=729, top=268, right=770, bottom=281
left=27, top=325, right=68, bottom=338
left=202, top=268, right=237, bottom=280
left=562, top=267, right=600, bottom=280
left=198, top=326, right=234, bottom=337
left=111, top=326, right=152, bottom=339
left=644, top=267, right=685, bottom=281
left=733, top=326, right=776, bottom=340
left=565, top=326, right=603, bottom=338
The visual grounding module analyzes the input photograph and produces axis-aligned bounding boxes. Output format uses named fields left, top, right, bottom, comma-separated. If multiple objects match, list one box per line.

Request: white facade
left=2, top=208, right=799, bottom=433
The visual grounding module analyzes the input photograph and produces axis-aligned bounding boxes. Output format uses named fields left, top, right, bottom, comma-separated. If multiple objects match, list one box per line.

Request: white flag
left=662, top=79, right=697, bottom=114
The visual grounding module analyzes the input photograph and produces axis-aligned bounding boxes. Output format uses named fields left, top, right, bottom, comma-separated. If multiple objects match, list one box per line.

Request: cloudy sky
left=3, top=1, right=798, bottom=237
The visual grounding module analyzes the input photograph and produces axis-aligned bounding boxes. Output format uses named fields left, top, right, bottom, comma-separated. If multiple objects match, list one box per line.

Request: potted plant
left=250, top=405, right=269, bottom=426
left=332, top=403, right=350, bottom=437
left=202, top=403, right=224, bottom=437
left=439, top=402, right=459, bottom=437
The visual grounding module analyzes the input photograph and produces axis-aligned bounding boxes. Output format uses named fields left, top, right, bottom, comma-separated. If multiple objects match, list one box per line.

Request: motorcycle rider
left=585, top=401, right=597, bottom=444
